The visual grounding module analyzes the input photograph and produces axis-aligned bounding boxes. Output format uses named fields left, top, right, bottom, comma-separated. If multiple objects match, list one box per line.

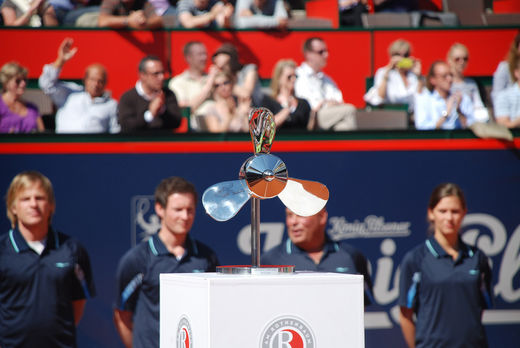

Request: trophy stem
left=251, top=197, right=261, bottom=267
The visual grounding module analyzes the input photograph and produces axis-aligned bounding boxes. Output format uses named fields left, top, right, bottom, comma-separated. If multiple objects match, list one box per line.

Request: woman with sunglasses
left=198, top=70, right=250, bottom=132
left=364, top=39, right=423, bottom=109
left=0, top=62, right=44, bottom=133
left=260, top=59, right=314, bottom=130
left=447, top=43, right=489, bottom=123
left=398, top=183, right=492, bottom=348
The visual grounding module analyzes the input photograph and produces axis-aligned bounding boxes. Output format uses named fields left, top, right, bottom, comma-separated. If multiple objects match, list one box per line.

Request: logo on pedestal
left=176, top=316, right=193, bottom=348
left=260, top=316, right=315, bottom=348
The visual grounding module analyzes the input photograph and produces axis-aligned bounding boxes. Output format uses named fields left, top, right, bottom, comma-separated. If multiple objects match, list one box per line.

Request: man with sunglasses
left=414, top=60, right=474, bottom=130
left=118, top=55, right=182, bottom=132
left=294, top=37, right=357, bottom=131
left=39, top=38, right=120, bottom=133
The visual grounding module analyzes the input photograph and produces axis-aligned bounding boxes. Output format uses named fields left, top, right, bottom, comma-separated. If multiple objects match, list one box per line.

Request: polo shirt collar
left=285, top=236, right=338, bottom=256
left=9, top=227, right=59, bottom=253
left=148, top=233, right=198, bottom=257
left=299, top=62, right=324, bottom=79
left=425, top=236, right=474, bottom=261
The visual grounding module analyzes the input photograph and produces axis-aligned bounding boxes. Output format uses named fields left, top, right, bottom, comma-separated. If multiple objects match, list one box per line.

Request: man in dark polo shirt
left=262, top=207, right=373, bottom=305
left=114, top=176, right=219, bottom=348
left=0, top=171, right=96, bottom=348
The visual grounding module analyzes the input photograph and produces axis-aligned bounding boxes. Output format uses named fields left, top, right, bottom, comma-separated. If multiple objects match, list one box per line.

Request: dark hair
left=506, top=32, right=520, bottom=81
left=302, top=37, right=323, bottom=54
left=154, top=177, right=197, bottom=208
left=212, top=43, right=242, bottom=74
left=425, top=60, right=446, bottom=92
left=183, top=41, right=203, bottom=58
left=138, top=55, right=162, bottom=73
left=428, top=182, right=467, bottom=212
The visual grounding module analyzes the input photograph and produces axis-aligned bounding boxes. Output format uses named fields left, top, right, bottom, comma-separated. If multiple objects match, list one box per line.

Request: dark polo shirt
left=115, top=233, right=219, bottom=348
left=398, top=236, right=493, bottom=348
left=262, top=237, right=373, bottom=305
left=0, top=227, right=95, bottom=348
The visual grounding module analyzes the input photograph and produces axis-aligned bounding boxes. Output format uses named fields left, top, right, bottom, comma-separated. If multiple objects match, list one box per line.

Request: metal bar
left=251, top=197, right=261, bottom=267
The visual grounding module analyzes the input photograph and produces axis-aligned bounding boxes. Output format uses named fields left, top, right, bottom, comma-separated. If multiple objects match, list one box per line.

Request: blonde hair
left=0, top=62, right=28, bottom=92
left=5, top=171, right=55, bottom=228
left=447, top=42, right=469, bottom=61
left=388, top=39, right=411, bottom=57
left=270, top=59, right=297, bottom=98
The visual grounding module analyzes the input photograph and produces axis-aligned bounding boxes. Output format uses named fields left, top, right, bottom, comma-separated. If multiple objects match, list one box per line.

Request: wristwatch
left=441, top=110, right=448, bottom=118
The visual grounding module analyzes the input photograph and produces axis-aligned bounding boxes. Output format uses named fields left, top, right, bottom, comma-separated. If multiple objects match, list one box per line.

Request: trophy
left=202, top=108, right=329, bottom=274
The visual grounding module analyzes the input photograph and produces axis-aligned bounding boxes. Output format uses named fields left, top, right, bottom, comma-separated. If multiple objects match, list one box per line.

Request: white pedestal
left=160, top=272, right=364, bottom=348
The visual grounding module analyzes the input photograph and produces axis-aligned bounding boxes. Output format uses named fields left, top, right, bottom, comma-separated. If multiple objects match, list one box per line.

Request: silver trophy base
left=216, top=265, right=294, bottom=275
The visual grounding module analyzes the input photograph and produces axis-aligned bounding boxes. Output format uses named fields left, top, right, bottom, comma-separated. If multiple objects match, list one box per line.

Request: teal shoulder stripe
left=9, top=229, right=19, bottom=253
left=425, top=240, right=439, bottom=258
left=333, top=242, right=339, bottom=252
left=148, top=238, right=159, bottom=256
left=285, top=239, right=292, bottom=254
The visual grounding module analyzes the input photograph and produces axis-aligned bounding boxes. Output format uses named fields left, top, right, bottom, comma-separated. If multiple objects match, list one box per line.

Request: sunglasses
left=146, top=70, right=165, bottom=77
left=436, top=73, right=453, bottom=79
left=286, top=74, right=297, bottom=80
left=215, top=80, right=231, bottom=88
left=312, top=49, right=328, bottom=56
left=14, top=77, right=27, bottom=85
left=393, top=52, right=410, bottom=58
left=454, top=56, right=469, bottom=62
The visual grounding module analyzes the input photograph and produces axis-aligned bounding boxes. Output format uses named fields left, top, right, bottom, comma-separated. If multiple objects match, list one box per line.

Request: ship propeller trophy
left=202, top=107, right=329, bottom=274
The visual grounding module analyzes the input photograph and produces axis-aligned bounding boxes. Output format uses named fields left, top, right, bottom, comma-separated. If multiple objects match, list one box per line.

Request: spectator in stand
left=39, top=38, right=119, bottom=133
left=196, top=70, right=250, bottom=132
left=176, top=0, right=233, bottom=28
left=0, top=62, right=44, bottom=133
left=211, top=42, right=264, bottom=107
left=48, top=0, right=99, bottom=25
left=260, top=59, right=314, bottom=130
left=414, top=60, right=474, bottom=130
left=1, top=0, right=58, bottom=26
left=97, top=0, right=163, bottom=28
left=492, top=32, right=520, bottom=106
left=168, top=41, right=216, bottom=131
left=494, top=57, right=520, bottom=129
left=118, top=55, right=182, bottom=132
left=373, top=0, right=417, bottom=12
left=295, top=37, right=357, bottom=131
left=338, top=0, right=367, bottom=27
left=233, top=0, right=288, bottom=29
left=446, top=43, right=489, bottom=123
left=364, top=39, right=422, bottom=110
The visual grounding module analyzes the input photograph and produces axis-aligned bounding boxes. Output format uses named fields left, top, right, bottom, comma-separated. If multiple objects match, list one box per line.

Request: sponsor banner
left=1, top=149, right=519, bottom=347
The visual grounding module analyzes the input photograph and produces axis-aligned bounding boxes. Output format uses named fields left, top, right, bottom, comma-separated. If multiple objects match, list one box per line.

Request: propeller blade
left=202, top=180, right=251, bottom=222
left=278, top=178, right=329, bottom=217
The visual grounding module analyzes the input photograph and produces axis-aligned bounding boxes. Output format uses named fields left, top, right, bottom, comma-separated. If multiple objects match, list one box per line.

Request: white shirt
left=294, top=62, right=343, bottom=110
left=494, top=83, right=520, bottom=121
left=39, top=64, right=120, bottom=133
left=364, top=67, right=419, bottom=107
left=414, top=89, right=475, bottom=130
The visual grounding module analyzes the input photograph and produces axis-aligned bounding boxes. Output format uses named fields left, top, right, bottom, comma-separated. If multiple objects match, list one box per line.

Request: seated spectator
left=118, top=56, right=182, bottom=132
left=447, top=43, right=489, bottom=123
left=0, top=62, right=44, bottom=133
left=49, top=0, right=100, bottom=25
left=364, top=39, right=422, bottom=110
left=494, top=58, right=520, bottom=129
left=414, top=60, right=474, bottom=130
left=168, top=41, right=216, bottom=131
left=295, top=37, right=357, bottom=131
left=233, top=0, right=288, bottom=29
left=373, top=0, right=417, bottom=12
left=197, top=70, right=250, bottom=132
left=339, top=0, right=367, bottom=27
left=211, top=43, right=264, bottom=107
left=1, top=0, right=58, bottom=26
left=260, top=59, right=313, bottom=130
left=39, top=38, right=119, bottom=133
left=492, top=33, right=520, bottom=106
left=177, top=0, right=233, bottom=28
left=98, top=0, right=163, bottom=28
